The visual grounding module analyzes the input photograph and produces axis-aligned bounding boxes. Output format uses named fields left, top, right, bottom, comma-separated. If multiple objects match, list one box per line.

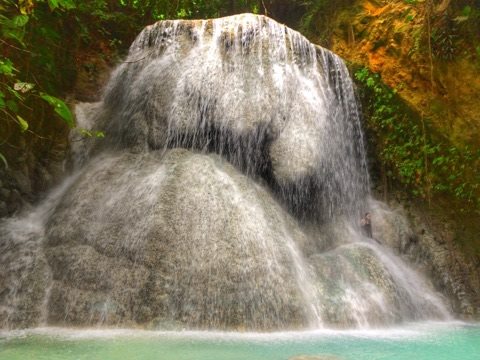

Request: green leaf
left=40, top=93, right=74, bottom=127
left=12, top=15, right=29, bottom=27
left=0, top=152, right=8, bottom=169
left=47, top=0, right=75, bottom=11
left=78, top=128, right=105, bottom=138
left=1, top=28, right=26, bottom=46
left=6, top=100, right=18, bottom=112
left=7, top=86, right=23, bottom=101
left=47, top=0, right=59, bottom=10
left=16, top=115, right=28, bottom=132
left=58, top=0, right=76, bottom=10
left=0, top=58, right=15, bottom=76
left=0, top=15, right=28, bottom=44
left=79, top=128, right=92, bottom=137
left=461, top=5, right=472, bottom=17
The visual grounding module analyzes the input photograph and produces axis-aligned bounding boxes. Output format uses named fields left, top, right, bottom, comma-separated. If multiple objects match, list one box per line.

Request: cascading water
left=0, top=14, right=450, bottom=331
left=100, top=14, right=369, bottom=221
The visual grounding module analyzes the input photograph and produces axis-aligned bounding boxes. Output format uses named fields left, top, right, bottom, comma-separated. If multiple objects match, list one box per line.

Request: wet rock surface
left=371, top=200, right=480, bottom=319
left=0, top=150, right=453, bottom=330
left=44, top=150, right=313, bottom=330
left=0, top=14, right=473, bottom=331
left=0, top=218, right=51, bottom=328
left=0, top=145, right=66, bottom=219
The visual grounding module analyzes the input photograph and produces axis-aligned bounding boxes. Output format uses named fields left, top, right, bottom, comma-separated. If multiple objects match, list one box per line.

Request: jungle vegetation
left=0, top=0, right=479, bottom=214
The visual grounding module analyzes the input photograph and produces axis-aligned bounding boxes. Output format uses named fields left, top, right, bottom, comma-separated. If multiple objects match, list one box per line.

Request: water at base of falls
left=1, top=322, right=479, bottom=360
left=0, top=14, right=451, bottom=331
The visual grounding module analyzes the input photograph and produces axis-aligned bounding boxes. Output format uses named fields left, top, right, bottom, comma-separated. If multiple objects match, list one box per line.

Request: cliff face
left=1, top=4, right=478, bottom=322
left=307, top=0, right=480, bottom=220
left=1, top=15, right=456, bottom=330
left=307, top=0, right=480, bottom=318
left=0, top=117, right=69, bottom=218
left=328, top=0, right=480, bottom=147
left=371, top=197, right=480, bottom=318
left=0, top=42, right=114, bottom=218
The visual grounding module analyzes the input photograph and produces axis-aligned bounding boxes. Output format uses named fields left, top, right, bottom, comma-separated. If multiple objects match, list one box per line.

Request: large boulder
left=96, top=14, right=368, bottom=220
left=310, top=241, right=448, bottom=327
left=44, top=149, right=317, bottom=330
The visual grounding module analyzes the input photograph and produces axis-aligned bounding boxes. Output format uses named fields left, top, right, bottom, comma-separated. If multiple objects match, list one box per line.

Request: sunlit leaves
left=16, top=115, right=28, bottom=132
left=12, top=14, right=29, bottom=27
left=0, top=58, right=16, bottom=76
left=355, top=67, right=480, bottom=207
left=0, top=14, right=29, bottom=45
left=78, top=128, right=105, bottom=138
left=47, top=0, right=76, bottom=11
left=14, top=82, right=35, bottom=93
left=40, top=93, right=74, bottom=127
left=19, top=0, right=35, bottom=15
left=47, top=0, right=60, bottom=10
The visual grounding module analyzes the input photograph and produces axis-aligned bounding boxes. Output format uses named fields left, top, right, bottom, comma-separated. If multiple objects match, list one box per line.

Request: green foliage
left=117, top=0, right=262, bottom=21
left=77, top=128, right=105, bottom=138
left=16, top=114, right=28, bottom=132
left=355, top=67, right=480, bottom=208
left=40, top=93, right=74, bottom=127
left=461, top=5, right=472, bottom=17
left=0, top=152, right=8, bottom=169
left=0, top=0, right=106, bottom=167
left=0, top=13, right=29, bottom=45
left=299, top=0, right=354, bottom=44
left=405, top=14, right=415, bottom=22
left=46, top=0, right=75, bottom=11
left=0, top=58, right=15, bottom=76
left=1, top=0, right=278, bottom=172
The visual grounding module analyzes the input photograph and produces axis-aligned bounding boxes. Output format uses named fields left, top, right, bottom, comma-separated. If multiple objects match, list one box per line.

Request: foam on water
left=0, top=321, right=473, bottom=342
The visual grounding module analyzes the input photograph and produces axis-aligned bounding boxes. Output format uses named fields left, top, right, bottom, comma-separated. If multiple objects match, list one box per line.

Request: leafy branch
left=355, top=67, right=480, bottom=210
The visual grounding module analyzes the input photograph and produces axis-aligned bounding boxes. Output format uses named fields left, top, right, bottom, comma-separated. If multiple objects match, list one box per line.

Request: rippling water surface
left=1, top=322, right=479, bottom=360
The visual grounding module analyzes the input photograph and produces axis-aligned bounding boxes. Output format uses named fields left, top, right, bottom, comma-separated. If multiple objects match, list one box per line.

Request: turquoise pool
left=1, top=322, right=479, bottom=360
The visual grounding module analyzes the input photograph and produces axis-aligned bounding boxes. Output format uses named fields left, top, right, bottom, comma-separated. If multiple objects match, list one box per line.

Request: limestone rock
left=310, top=241, right=447, bottom=327
left=369, top=199, right=480, bottom=319
left=96, top=14, right=368, bottom=220
left=44, top=149, right=314, bottom=329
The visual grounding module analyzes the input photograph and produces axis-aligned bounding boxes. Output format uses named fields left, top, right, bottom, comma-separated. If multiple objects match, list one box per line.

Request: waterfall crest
left=99, top=14, right=369, bottom=221
left=0, top=14, right=450, bottom=330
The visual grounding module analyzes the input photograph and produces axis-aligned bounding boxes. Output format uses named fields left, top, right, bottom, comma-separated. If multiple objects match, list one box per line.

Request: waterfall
left=0, top=14, right=450, bottom=331
left=99, top=14, right=369, bottom=222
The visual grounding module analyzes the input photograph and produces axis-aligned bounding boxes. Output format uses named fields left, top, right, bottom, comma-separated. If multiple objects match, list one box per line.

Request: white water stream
left=0, top=14, right=450, bottom=331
